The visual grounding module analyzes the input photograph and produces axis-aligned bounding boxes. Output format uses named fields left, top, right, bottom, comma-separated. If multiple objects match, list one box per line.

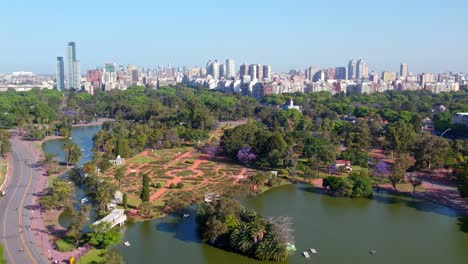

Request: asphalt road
left=0, top=135, right=49, bottom=264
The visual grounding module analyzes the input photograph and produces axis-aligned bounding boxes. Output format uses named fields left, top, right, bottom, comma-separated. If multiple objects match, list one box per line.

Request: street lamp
left=441, top=128, right=452, bottom=137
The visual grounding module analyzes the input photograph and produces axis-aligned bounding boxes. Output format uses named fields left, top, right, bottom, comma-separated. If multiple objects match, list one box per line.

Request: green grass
left=55, top=238, right=76, bottom=252
left=128, top=155, right=155, bottom=164
left=0, top=160, right=6, bottom=189
left=127, top=197, right=142, bottom=208
left=0, top=244, right=6, bottom=264
left=77, top=248, right=106, bottom=264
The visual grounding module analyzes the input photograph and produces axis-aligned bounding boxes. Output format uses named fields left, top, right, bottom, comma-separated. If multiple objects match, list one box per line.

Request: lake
left=43, top=125, right=468, bottom=264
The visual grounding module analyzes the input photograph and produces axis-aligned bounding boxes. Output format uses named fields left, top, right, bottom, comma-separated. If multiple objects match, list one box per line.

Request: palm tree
left=114, top=167, right=125, bottom=190
left=62, top=143, right=82, bottom=166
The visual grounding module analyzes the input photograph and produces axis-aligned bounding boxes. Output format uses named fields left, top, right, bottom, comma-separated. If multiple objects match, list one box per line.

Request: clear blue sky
left=1, top=0, right=467, bottom=74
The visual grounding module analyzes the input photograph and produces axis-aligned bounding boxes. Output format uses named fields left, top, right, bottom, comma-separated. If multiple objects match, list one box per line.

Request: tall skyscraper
left=211, top=60, right=220, bottom=80
left=226, top=59, right=235, bottom=78
left=263, top=65, right=272, bottom=80
left=256, top=64, right=263, bottom=80
left=219, top=64, right=226, bottom=78
left=348, top=59, right=356, bottom=80
left=248, top=64, right=257, bottom=81
left=206, top=60, right=220, bottom=79
left=56, top=57, right=65, bottom=90
left=239, top=64, right=248, bottom=78
left=356, top=59, right=366, bottom=80
left=400, top=63, right=408, bottom=78
left=66, top=42, right=81, bottom=89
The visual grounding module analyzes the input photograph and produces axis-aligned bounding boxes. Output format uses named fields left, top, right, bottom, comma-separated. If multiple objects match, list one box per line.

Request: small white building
left=110, top=155, right=125, bottom=165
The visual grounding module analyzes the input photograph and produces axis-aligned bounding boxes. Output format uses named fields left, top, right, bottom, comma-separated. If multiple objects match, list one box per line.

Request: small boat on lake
left=81, top=198, right=88, bottom=203
left=124, top=241, right=131, bottom=247
left=310, top=248, right=317, bottom=254
left=369, top=250, right=377, bottom=254
left=302, top=252, right=310, bottom=258
left=183, top=214, right=190, bottom=218
left=286, top=243, right=296, bottom=251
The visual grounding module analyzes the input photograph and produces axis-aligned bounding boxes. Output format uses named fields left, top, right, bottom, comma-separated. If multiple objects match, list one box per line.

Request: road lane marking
left=2, top=152, right=21, bottom=264
left=18, top=158, right=37, bottom=264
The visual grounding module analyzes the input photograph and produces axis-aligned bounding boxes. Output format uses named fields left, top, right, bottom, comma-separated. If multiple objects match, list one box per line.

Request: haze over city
left=1, top=0, right=467, bottom=73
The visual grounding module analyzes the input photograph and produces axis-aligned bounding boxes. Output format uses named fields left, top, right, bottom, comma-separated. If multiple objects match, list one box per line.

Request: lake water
left=43, top=125, right=468, bottom=264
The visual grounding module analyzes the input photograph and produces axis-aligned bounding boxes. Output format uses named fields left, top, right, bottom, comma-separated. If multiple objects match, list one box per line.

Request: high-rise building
left=248, top=64, right=257, bottom=81
left=356, top=59, right=366, bottom=80
left=206, top=60, right=220, bottom=79
left=348, top=59, right=356, bottom=80
left=306, top=67, right=320, bottom=82
left=400, top=63, right=408, bottom=78
left=74, top=60, right=81, bottom=89
left=326, top=68, right=335, bottom=80
left=226, top=59, right=235, bottom=78
left=256, top=64, right=263, bottom=80
left=239, top=64, right=248, bottom=78
left=66, top=42, right=80, bottom=89
left=219, top=64, right=226, bottom=78
left=103, top=63, right=118, bottom=90
left=382, top=71, right=396, bottom=82
left=263, top=65, right=272, bottom=80
left=56, top=57, right=65, bottom=90
left=211, top=60, right=220, bottom=80
left=334, top=67, right=348, bottom=80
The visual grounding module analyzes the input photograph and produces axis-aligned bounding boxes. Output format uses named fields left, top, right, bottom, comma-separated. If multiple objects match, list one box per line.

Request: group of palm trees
left=197, top=199, right=289, bottom=262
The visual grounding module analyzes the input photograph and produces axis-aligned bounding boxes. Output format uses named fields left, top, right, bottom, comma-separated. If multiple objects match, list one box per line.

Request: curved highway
left=0, top=134, right=49, bottom=264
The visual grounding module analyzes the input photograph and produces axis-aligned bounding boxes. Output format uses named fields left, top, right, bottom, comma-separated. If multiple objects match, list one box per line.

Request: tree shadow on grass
left=155, top=213, right=201, bottom=244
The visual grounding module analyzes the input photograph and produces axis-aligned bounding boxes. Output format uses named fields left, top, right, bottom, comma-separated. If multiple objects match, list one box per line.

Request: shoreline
left=71, top=117, right=114, bottom=128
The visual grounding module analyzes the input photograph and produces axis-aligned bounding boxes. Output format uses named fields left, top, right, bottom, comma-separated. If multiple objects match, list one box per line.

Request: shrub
left=55, top=238, right=75, bottom=252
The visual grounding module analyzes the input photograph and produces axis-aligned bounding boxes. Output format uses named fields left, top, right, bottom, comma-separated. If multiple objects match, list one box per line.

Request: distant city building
left=348, top=59, right=356, bottom=80
left=334, top=67, right=347, bottom=80
left=256, top=64, right=264, bottom=80
left=239, top=64, right=248, bottom=79
left=219, top=64, right=226, bottom=78
left=103, top=63, right=118, bottom=90
left=55, top=57, right=65, bottom=90
left=306, top=67, right=320, bottom=82
left=382, top=71, right=396, bottom=82
left=420, top=73, right=434, bottom=87
left=263, top=65, right=272, bottom=80
left=356, top=58, right=366, bottom=79
left=66, top=42, right=80, bottom=89
left=206, top=60, right=220, bottom=79
left=226, top=59, right=235, bottom=78
left=248, top=64, right=257, bottom=81
left=326, top=68, right=335, bottom=80
left=400, top=63, right=408, bottom=78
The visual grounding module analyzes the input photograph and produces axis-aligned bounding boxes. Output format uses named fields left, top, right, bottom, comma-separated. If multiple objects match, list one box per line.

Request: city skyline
left=1, top=0, right=467, bottom=74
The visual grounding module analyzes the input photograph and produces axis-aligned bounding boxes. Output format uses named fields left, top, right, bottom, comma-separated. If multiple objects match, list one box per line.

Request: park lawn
left=127, top=197, right=142, bottom=208
left=55, top=238, right=76, bottom=252
left=76, top=248, right=106, bottom=264
left=127, top=155, right=156, bottom=164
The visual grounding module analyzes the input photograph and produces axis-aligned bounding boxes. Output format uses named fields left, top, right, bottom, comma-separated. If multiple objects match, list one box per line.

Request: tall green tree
left=385, top=121, right=416, bottom=154
left=389, top=154, right=413, bottom=191
left=114, top=167, right=125, bottom=189
left=62, top=142, right=82, bottom=165
left=454, top=160, right=468, bottom=198
left=140, top=174, right=150, bottom=202
left=412, top=134, right=450, bottom=169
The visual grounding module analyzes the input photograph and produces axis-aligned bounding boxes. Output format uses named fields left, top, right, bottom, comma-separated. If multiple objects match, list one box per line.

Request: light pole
left=441, top=128, right=452, bottom=137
